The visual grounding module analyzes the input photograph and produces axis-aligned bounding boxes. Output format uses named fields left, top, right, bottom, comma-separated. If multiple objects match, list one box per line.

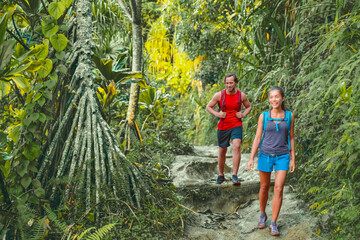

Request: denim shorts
left=217, top=126, right=243, bottom=148
left=257, top=151, right=290, bottom=172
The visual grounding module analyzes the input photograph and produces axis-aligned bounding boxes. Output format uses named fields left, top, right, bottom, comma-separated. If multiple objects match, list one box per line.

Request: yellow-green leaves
left=35, top=39, right=50, bottom=60
left=50, top=34, right=68, bottom=52
left=22, top=142, right=40, bottom=161
left=48, top=1, right=66, bottom=20
left=12, top=75, right=30, bottom=92
left=38, top=59, right=53, bottom=78
left=42, top=20, right=59, bottom=38
left=0, top=81, right=11, bottom=99
left=0, top=160, right=11, bottom=178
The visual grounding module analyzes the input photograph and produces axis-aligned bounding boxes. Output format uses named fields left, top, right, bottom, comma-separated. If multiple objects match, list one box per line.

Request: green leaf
left=17, top=160, right=29, bottom=177
left=28, top=195, right=39, bottom=204
left=38, top=97, right=46, bottom=107
left=136, top=79, right=148, bottom=88
left=63, top=0, right=73, bottom=8
left=50, top=34, right=68, bottom=52
left=57, top=64, right=67, bottom=74
left=0, top=160, right=11, bottom=178
left=34, top=92, right=42, bottom=101
left=12, top=76, right=30, bottom=92
left=34, top=187, right=45, bottom=198
left=38, top=59, right=53, bottom=78
left=32, top=179, right=42, bottom=188
left=43, top=89, right=52, bottom=100
left=21, top=176, right=32, bottom=189
left=23, top=142, right=40, bottom=161
left=41, top=20, right=59, bottom=38
left=55, top=51, right=65, bottom=60
left=0, top=132, right=6, bottom=143
left=45, top=78, right=57, bottom=89
left=0, top=40, right=16, bottom=70
left=9, top=125, right=21, bottom=143
left=0, top=80, right=11, bottom=99
left=38, top=113, right=47, bottom=123
left=30, top=113, right=40, bottom=121
left=0, top=12, right=9, bottom=46
left=48, top=1, right=66, bottom=20
left=35, top=39, right=49, bottom=60
left=23, top=117, right=32, bottom=126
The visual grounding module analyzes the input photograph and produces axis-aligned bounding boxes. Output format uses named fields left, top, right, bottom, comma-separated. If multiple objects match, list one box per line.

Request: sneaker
left=215, top=175, right=225, bottom=184
left=258, top=213, right=267, bottom=229
left=269, top=222, right=280, bottom=236
left=232, top=175, right=241, bottom=185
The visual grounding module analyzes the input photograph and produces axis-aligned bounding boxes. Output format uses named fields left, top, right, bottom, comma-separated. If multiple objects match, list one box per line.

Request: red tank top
left=217, top=90, right=243, bottom=130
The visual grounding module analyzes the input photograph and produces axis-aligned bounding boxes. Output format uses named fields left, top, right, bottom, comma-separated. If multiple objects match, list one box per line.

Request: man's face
left=225, top=76, right=237, bottom=93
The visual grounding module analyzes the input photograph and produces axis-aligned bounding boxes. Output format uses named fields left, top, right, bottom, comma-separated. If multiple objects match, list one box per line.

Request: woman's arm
left=248, top=114, right=264, bottom=171
left=289, top=113, right=295, bottom=172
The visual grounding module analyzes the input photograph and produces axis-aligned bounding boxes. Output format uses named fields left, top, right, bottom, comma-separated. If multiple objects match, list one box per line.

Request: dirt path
left=171, top=146, right=318, bottom=240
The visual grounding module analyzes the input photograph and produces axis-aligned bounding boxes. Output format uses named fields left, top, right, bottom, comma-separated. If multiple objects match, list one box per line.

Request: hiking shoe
left=269, top=222, right=280, bottom=236
left=232, top=175, right=241, bottom=185
left=258, top=213, right=267, bottom=229
left=215, top=175, right=225, bottom=184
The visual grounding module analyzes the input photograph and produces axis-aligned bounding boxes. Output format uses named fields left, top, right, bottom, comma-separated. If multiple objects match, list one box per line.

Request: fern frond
left=43, top=204, right=67, bottom=233
left=78, top=223, right=118, bottom=240
left=28, top=217, right=47, bottom=240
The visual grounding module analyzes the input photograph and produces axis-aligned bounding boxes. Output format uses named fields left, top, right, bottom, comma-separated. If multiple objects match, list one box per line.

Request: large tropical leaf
left=93, top=54, right=144, bottom=85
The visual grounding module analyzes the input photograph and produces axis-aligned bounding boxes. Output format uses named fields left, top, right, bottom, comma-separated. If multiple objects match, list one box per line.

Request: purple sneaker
left=269, top=222, right=280, bottom=236
left=215, top=175, right=225, bottom=184
left=258, top=213, right=267, bottom=229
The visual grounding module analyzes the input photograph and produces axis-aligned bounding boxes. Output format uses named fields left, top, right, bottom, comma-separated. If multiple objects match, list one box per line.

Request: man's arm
left=236, top=92, right=251, bottom=119
left=206, top=92, right=226, bottom=118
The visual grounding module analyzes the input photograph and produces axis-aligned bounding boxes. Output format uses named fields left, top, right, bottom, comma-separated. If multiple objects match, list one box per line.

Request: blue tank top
left=260, top=115, right=289, bottom=155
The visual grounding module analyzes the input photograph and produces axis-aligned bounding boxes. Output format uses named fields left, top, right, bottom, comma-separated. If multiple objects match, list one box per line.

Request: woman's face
left=269, top=90, right=284, bottom=109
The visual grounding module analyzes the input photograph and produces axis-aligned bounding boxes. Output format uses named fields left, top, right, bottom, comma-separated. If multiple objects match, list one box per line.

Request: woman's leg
left=259, top=170, right=271, bottom=213
left=271, top=170, right=287, bottom=222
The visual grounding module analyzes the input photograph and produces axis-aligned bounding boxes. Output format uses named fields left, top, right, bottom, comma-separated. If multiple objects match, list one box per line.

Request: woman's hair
left=223, top=73, right=239, bottom=84
left=269, top=86, right=287, bottom=111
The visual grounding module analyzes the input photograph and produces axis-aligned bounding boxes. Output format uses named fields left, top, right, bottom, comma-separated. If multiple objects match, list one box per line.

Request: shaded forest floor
left=171, top=146, right=319, bottom=240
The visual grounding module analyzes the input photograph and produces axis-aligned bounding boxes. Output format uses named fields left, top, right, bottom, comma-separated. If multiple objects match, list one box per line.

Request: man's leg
left=232, top=138, right=241, bottom=176
left=218, top=147, right=227, bottom=175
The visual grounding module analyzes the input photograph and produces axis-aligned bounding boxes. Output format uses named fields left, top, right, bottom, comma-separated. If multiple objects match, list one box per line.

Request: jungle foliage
left=144, top=0, right=360, bottom=238
left=1, top=0, right=360, bottom=239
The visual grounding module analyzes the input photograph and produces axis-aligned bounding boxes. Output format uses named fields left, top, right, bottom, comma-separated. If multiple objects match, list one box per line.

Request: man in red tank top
left=206, top=73, right=252, bottom=185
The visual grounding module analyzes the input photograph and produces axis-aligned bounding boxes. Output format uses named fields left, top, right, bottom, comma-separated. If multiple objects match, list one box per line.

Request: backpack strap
left=285, top=110, right=292, bottom=150
left=259, top=111, right=269, bottom=149
left=218, top=89, right=226, bottom=112
left=259, top=110, right=292, bottom=151
left=236, top=90, right=242, bottom=111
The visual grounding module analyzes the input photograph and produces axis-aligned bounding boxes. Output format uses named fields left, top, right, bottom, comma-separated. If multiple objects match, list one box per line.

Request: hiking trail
left=170, top=146, right=318, bottom=240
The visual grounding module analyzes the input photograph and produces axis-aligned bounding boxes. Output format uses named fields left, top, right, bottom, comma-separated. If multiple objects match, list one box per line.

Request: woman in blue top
left=247, top=87, right=295, bottom=236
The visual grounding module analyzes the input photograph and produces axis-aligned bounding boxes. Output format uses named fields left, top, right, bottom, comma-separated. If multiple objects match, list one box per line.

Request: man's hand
left=236, top=111, right=246, bottom=119
left=218, top=111, right=226, bottom=118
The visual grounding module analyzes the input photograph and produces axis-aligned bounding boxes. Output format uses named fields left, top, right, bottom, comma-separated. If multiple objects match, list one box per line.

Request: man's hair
left=224, top=73, right=239, bottom=84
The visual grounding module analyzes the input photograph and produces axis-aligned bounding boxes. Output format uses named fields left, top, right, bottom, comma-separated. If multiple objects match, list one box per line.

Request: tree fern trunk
left=35, top=0, right=150, bottom=215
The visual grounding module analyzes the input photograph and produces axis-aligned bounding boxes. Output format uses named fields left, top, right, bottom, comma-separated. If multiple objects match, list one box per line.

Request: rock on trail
left=170, top=146, right=318, bottom=240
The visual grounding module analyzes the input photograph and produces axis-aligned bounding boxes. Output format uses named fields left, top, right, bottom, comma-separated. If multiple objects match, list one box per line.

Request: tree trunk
left=36, top=0, right=150, bottom=212
left=126, top=0, right=142, bottom=126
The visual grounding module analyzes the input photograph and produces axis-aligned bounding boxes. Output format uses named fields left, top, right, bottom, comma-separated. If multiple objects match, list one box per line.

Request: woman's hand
left=247, top=159, right=254, bottom=171
left=289, top=160, right=295, bottom=173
